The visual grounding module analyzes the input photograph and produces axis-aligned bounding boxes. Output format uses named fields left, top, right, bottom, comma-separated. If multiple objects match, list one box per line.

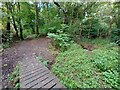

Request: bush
left=23, top=29, right=33, bottom=38
left=48, top=24, right=73, bottom=51
left=2, top=42, right=10, bottom=49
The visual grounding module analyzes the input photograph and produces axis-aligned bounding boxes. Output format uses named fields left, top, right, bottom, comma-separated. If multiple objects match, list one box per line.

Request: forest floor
left=2, top=37, right=56, bottom=88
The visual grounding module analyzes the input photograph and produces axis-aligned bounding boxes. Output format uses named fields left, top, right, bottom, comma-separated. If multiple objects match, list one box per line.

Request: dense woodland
left=0, top=1, right=120, bottom=89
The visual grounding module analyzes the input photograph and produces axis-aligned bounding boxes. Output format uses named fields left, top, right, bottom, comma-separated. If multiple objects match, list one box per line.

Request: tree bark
left=108, top=18, right=113, bottom=37
left=117, top=2, right=120, bottom=29
left=35, top=1, right=39, bottom=35
left=18, top=2, right=24, bottom=40
left=3, top=2, right=11, bottom=42
left=10, top=3, right=19, bottom=38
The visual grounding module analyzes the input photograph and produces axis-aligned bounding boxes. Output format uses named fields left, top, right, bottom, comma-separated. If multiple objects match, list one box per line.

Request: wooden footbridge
left=19, top=59, right=65, bottom=89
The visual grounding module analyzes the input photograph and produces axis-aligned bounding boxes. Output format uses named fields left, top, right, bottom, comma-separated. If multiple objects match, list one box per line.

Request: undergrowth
left=2, top=42, right=10, bottom=49
left=52, top=39, right=119, bottom=89
left=8, top=64, right=20, bottom=89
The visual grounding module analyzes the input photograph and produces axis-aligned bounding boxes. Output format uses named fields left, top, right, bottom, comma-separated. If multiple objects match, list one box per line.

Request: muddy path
left=2, top=37, right=55, bottom=88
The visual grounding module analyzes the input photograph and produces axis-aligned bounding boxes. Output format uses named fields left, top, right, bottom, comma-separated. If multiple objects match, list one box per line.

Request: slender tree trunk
left=6, top=3, right=10, bottom=33
left=12, top=16, right=19, bottom=37
left=99, top=29, right=102, bottom=38
left=45, top=2, right=49, bottom=32
left=46, top=3, right=50, bottom=22
left=32, top=26, right=35, bottom=34
left=5, top=2, right=10, bottom=42
left=18, top=2, right=24, bottom=40
left=108, top=18, right=113, bottom=37
left=35, top=1, right=39, bottom=35
left=97, top=29, right=100, bottom=37
left=79, top=28, right=82, bottom=38
left=117, top=3, right=120, bottom=44
left=117, top=3, right=120, bottom=29
left=63, top=11, right=68, bottom=24
left=10, top=3, right=19, bottom=38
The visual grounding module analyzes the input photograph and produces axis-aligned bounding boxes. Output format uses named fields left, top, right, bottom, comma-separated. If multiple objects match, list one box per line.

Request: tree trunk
left=108, top=18, right=113, bottom=37
left=117, top=3, right=120, bottom=29
left=63, top=12, right=68, bottom=24
left=18, top=2, right=24, bottom=40
left=35, top=1, right=39, bottom=35
left=6, top=3, right=10, bottom=34
left=113, top=2, right=120, bottom=32
left=4, top=2, right=11, bottom=42
left=79, top=28, right=82, bottom=38
left=97, top=29, right=100, bottom=37
left=31, top=25, right=35, bottom=34
left=10, top=3, right=19, bottom=38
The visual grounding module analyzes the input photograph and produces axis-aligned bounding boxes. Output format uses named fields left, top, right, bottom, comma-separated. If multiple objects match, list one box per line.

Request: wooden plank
left=41, top=79, right=57, bottom=89
left=32, top=76, right=56, bottom=89
left=20, top=59, right=65, bottom=89
left=21, top=70, right=49, bottom=85
left=20, top=67, right=43, bottom=79
left=24, top=72, right=53, bottom=88
left=21, top=70, right=47, bottom=83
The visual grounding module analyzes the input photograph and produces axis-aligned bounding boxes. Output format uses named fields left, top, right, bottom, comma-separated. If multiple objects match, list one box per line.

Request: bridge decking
left=19, top=59, right=65, bottom=89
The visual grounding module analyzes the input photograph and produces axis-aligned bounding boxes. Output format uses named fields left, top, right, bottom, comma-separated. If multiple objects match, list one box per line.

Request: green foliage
left=8, top=64, right=20, bottom=89
left=103, top=70, right=119, bottom=89
left=52, top=40, right=119, bottom=88
left=111, top=27, right=120, bottom=45
left=2, top=42, right=9, bottom=49
left=81, top=15, right=109, bottom=38
left=92, top=48, right=118, bottom=71
left=68, top=19, right=81, bottom=36
left=23, top=29, right=33, bottom=38
left=48, top=24, right=73, bottom=51
left=47, top=17, right=62, bottom=33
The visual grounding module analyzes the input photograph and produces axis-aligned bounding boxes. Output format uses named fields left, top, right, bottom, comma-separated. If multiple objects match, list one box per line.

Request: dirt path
left=2, top=37, right=55, bottom=88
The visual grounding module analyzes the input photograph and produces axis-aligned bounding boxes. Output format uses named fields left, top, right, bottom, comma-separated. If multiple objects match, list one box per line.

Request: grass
left=8, top=64, right=20, bottom=89
left=52, top=39, right=119, bottom=89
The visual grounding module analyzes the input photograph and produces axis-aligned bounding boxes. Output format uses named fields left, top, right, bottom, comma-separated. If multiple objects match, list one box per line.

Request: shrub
left=48, top=24, right=73, bottom=51
left=2, top=42, right=10, bottom=49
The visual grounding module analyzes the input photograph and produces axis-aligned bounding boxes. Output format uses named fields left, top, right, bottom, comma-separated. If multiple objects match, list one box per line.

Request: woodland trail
left=2, top=37, right=55, bottom=88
